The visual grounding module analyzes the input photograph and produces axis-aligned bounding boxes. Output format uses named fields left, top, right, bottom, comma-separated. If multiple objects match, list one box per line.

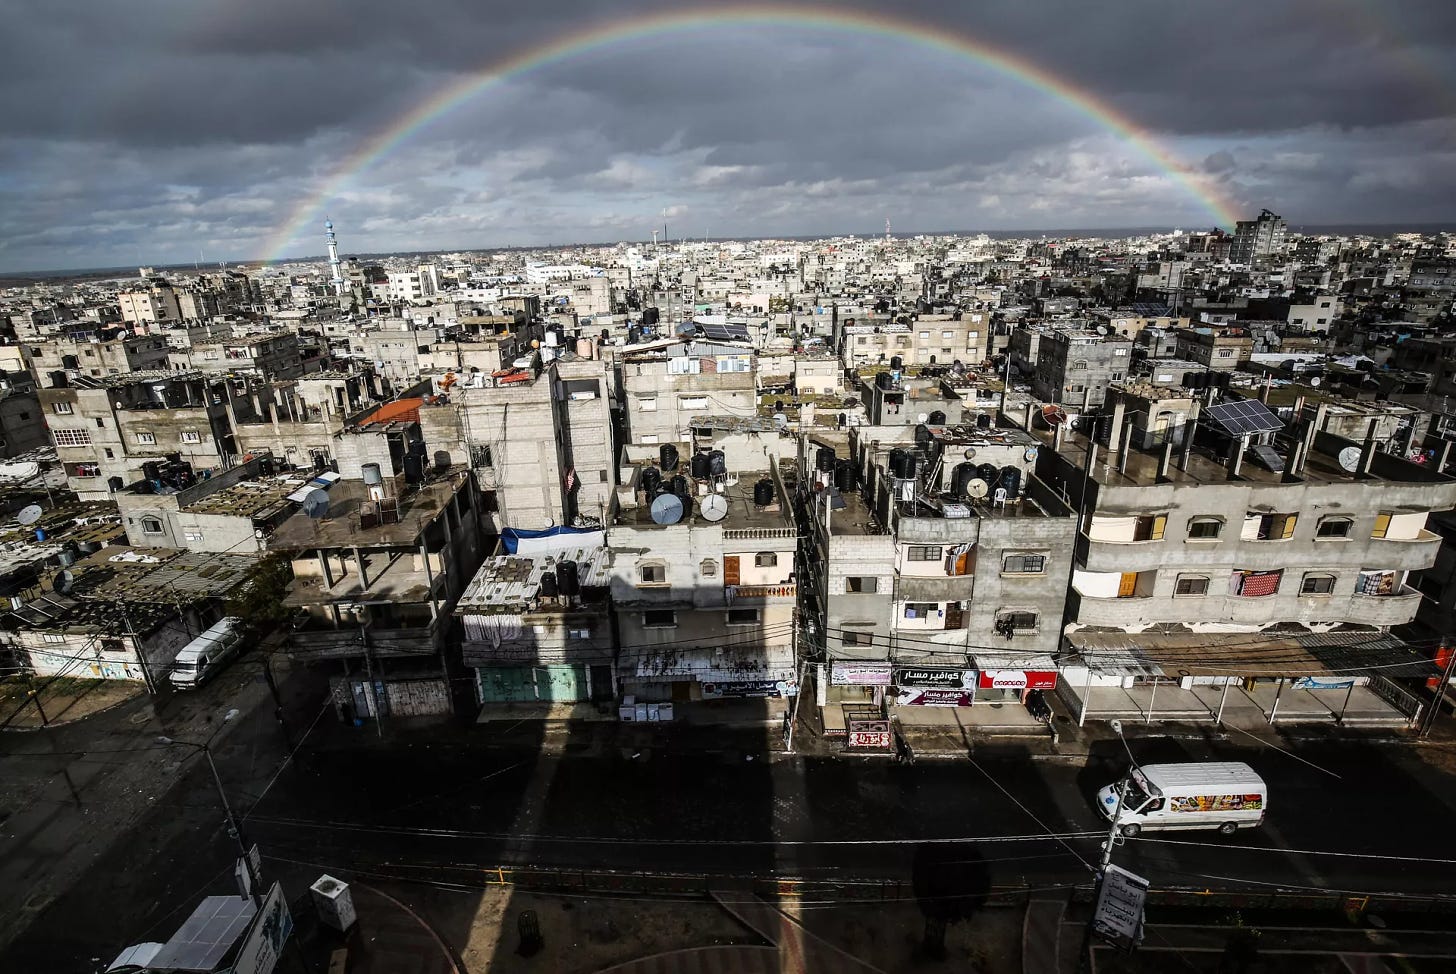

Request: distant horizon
left=3, top=220, right=1453, bottom=283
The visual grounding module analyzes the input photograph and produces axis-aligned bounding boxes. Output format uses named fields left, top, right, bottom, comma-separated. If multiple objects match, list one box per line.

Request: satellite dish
left=772, top=412, right=789, bottom=430
left=1308, top=377, right=1322, bottom=387
left=1337, top=446, right=1363, bottom=473
left=699, top=493, right=728, bottom=522
left=1041, top=404, right=1069, bottom=427
left=650, top=493, right=684, bottom=525
left=302, top=489, right=331, bottom=518
left=966, top=478, right=990, bottom=500
left=17, top=505, right=43, bottom=526
left=917, top=413, right=930, bottom=423
left=52, top=570, right=74, bottom=594
left=1024, top=447, right=1040, bottom=462
left=963, top=448, right=977, bottom=460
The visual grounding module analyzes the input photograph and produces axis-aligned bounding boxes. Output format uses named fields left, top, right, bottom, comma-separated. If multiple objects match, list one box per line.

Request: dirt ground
left=449, top=887, right=1023, bottom=973
left=0, top=676, right=142, bottom=729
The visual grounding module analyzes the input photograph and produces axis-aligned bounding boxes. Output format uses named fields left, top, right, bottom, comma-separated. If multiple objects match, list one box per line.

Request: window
left=135, top=431, right=157, bottom=445
left=1003, top=553, right=1046, bottom=574
left=183, top=531, right=203, bottom=543
left=52, top=402, right=73, bottom=415
left=941, top=330, right=955, bottom=339
left=1242, top=512, right=1297, bottom=541
left=642, top=610, right=676, bottom=628
left=918, top=331, right=930, bottom=339
left=1133, top=514, right=1168, bottom=541
left=906, top=545, right=943, bottom=561
left=639, top=563, right=666, bottom=584
left=995, top=611, right=1038, bottom=633
left=140, top=516, right=164, bottom=535
left=1113, top=348, right=1129, bottom=357
left=638, top=397, right=658, bottom=412
left=903, top=602, right=938, bottom=619
left=104, top=448, right=114, bottom=459
left=180, top=431, right=202, bottom=444
left=96, top=417, right=106, bottom=428
left=846, top=576, right=878, bottom=593
left=43, top=633, right=67, bottom=644
left=699, top=559, right=717, bottom=578
left=1175, top=575, right=1210, bottom=596
left=1230, top=569, right=1282, bottom=597
left=680, top=396, right=709, bottom=409
left=1070, top=359, right=1089, bottom=371
left=1187, top=517, right=1223, bottom=540
left=754, top=552, right=778, bottom=568
left=52, top=428, right=92, bottom=447
left=727, top=608, right=760, bottom=626
left=1316, top=517, right=1353, bottom=539
left=1300, top=573, right=1337, bottom=595
left=841, top=631, right=873, bottom=646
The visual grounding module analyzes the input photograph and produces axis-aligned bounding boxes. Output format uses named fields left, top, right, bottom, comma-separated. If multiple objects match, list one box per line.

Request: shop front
left=823, top=660, right=893, bottom=736
left=892, top=667, right=975, bottom=707
left=970, top=656, right=1059, bottom=705
left=623, top=645, right=796, bottom=705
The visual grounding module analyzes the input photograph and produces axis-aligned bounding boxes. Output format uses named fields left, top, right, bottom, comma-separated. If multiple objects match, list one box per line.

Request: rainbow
left=261, top=4, right=1241, bottom=261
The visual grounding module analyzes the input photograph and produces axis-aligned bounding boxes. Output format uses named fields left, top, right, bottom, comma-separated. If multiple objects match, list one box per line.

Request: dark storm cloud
left=0, top=0, right=1453, bottom=269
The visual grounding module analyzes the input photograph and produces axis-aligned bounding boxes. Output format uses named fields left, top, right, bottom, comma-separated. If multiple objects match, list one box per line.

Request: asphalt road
left=6, top=673, right=1456, bottom=973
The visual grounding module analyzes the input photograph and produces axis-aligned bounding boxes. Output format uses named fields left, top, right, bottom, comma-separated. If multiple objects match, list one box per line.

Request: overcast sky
left=2, top=0, right=1454, bottom=272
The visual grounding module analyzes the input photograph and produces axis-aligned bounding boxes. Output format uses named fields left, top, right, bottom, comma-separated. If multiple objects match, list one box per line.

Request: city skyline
left=2, top=0, right=1455, bottom=272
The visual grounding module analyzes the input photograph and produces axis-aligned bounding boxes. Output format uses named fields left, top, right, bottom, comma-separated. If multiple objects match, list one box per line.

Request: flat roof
left=182, top=476, right=298, bottom=518
left=456, top=545, right=611, bottom=613
left=614, top=467, right=792, bottom=531
left=271, top=470, right=466, bottom=549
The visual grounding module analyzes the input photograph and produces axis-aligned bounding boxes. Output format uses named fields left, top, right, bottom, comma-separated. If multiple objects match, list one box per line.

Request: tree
left=225, top=554, right=294, bottom=632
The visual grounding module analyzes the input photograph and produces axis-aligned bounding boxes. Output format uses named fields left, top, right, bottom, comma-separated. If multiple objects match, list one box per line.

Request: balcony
left=1368, top=529, right=1443, bottom=570
left=1077, top=534, right=1169, bottom=572
left=1069, top=590, right=1156, bottom=628
left=1349, top=584, right=1423, bottom=627
left=725, top=583, right=797, bottom=604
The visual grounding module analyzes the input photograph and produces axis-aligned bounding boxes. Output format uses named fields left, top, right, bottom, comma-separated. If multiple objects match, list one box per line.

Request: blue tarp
left=500, top=525, right=601, bottom=554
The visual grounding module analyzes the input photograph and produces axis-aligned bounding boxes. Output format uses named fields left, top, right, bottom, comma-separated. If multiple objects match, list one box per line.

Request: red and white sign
left=847, top=718, right=893, bottom=750
left=978, top=670, right=1057, bottom=690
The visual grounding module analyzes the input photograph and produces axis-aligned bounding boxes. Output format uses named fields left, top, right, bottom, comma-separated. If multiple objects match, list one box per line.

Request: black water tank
left=890, top=355, right=903, bottom=370
left=754, top=478, right=774, bottom=506
left=889, top=449, right=917, bottom=480
left=976, top=463, right=999, bottom=485
left=403, top=454, right=425, bottom=484
left=659, top=443, right=679, bottom=472
left=708, top=450, right=727, bottom=477
left=557, top=560, right=580, bottom=596
left=953, top=462, right=977, bottom=499
left=642, top=306, right=660, bottom=326
left=834, top=459, right=857, bottom=492
left=976, top=412, right=992, bottom=429
left=928, top=410, right=946, bottom=425
left=628, top=326, right=642, bottom=344
left=838, top=412, right=848, bottom=428
left=690, top=451, right=711, bottom=479
left=539, top=570, right=559, bottom=599
left=142, top=461, right=162, bottom=481
left=876, top=372, right=893, bottom=391
left=816, top=446, right=836, bottom=473
left=641, top=466, right=662, bottom=496
left=998, top=466, right=1022, bottom=499
left=914, top=424, right=933, bottom=448
left=670, top=475, right=689, bottom=500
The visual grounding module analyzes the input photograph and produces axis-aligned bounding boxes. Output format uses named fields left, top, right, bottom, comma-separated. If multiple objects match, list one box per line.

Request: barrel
left=953, top=462, right=977, bottom=499
left=928, top=410, right=946, bottom=425
left=556, top=560, right=580, bottom=596
left=889, top=449, right=917, bottom=480
left=890, top=355, right=903, bottom=370
left=998, top=466, right=1022, bottom=498
left=361, top=462, right=383, bottom=485
left=816, top=446, right=836, bottom=473
left=690, top=451, right=710, bottom=479
left=976, top=412, right=992, bottom=429
left=640, top=466, right=662, bottom=497
left=539, top=570, right=559, bottom=599
left=670, top=475, right=689, bottom=500
left=753, top=478, right=774, bottom=506
left=659, top=443, right=679, bottom=472
left=708, top=450, right=727, bottom=477
left=914, top=424, right=933, bottom=448
left=834, top=459, right=857, bottom=492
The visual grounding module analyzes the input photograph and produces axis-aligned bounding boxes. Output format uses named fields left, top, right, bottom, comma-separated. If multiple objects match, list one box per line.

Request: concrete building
left=113, top=452, right=294, bottom=552
left=1031, top=330, right=1134, bottom=408
left=29, top=333, right=171, bottom=387
left=173, top=333, right=305, bottom=380
left=457, top=539, right=616, bottom=706
left=1036, top=394, right=1456, bottom=727
left=118, top=283, right=182, bottom=326
left=1231, top=209, right=1287, bottom=264
left=1174, top=327, right=1254, bottom=372
left=620, top=341, right=757, bottom=444
left=272, top=464, right=486, bottom=720
left=798, top=424, right=1075, bottom=735
left=606, top=443, right=797, bottom=712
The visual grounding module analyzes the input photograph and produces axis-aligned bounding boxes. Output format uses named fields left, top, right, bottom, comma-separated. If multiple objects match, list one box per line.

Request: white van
left=170, top=617, right=246, bottom=689
left=1096, top=761, right=1267, bottom=836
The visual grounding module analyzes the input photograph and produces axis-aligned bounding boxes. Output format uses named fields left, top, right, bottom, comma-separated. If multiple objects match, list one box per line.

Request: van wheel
left=1120, top=823, right=1141, bottom=837
left=1218, top=822, right=1238, bottom=836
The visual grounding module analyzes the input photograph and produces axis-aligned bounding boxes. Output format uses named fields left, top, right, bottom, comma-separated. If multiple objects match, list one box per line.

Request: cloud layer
left=1, top=0, right=1453, bottom=271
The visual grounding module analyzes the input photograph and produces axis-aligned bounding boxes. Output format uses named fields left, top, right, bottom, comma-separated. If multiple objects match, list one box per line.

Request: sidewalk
left=292, top=880, right=460, bottom=974
left=0, top=676, right=143, bottom=730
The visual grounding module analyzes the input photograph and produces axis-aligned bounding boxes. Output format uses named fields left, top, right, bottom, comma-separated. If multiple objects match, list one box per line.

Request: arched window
left=699, top=559, right=717, bottom=578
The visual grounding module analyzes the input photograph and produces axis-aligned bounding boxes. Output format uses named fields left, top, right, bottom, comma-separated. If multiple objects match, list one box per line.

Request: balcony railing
left=725, top=584, right=797, bottom=603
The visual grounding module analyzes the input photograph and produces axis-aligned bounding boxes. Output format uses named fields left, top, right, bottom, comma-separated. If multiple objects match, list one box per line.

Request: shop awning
left=1065, top=630, right=1436, bottom=679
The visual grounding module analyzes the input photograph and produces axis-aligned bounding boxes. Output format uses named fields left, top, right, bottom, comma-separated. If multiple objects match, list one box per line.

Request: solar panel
left=1204, top=399, right=1284, bottom=437
left=698, top=322, right=750, bottom=342
left=1247, top=444, right=1286, bottom=472
left=149, top=896, right=257, bottom=971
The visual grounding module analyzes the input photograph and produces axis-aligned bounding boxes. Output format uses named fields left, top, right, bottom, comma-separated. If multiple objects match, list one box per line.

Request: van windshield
left=1124, top=771, right=1154, bottom=808
left=173, top=660, right=198, bottom=673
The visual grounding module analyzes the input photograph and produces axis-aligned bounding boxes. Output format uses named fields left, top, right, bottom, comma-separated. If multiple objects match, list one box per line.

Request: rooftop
left=456, top=545, right=612, bottom=614
left=613, top=464, right=792, bottom=532
left=271, top=469, right=467, bottom=549
left=181, top=476, right=298, bottom=519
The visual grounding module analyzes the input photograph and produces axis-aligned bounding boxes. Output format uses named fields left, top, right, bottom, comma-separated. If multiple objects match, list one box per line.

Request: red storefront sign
left=847, top=718, right=893, bottom=750
left=978, top=670, right=1057, bottom=690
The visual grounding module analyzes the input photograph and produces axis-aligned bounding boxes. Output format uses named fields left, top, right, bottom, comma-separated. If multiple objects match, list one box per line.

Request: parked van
left=169, top=617, right=245, bottom=689
left=1097, top=762, right=1267, bottom=836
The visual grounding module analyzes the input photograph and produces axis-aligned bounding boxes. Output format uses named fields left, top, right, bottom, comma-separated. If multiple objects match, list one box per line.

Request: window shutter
left=723, top=556, right=740, bottom=585
left=1372, top=513, right=1391, bottom=539
left=1280, top=514, right=1297, bottom=539
left=1151, top=514, right=1167, bottom=540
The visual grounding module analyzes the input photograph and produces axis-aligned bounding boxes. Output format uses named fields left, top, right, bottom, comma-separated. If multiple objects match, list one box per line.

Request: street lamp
left=1100, top=720, right=1137, bottom=870
left=157, top=710, right=260, bottom=900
